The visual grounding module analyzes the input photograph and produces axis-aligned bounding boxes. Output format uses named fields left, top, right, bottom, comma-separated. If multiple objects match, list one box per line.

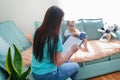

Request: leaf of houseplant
left=20, top=66, right=31, bottom=80
left=6, top=48, right=20, bottom=79
left=13, top=44, right=24, bottom=76
left=8, top=73, right=18, bottom=80
left=6, top=48, right=11, bottom=74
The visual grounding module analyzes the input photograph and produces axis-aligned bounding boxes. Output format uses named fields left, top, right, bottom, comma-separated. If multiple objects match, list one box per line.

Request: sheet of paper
left=62, top=36, right=83, bottom=55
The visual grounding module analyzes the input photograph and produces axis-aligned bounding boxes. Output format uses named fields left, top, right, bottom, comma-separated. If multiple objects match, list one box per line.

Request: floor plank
left=90, top=71, right=120, bottom=80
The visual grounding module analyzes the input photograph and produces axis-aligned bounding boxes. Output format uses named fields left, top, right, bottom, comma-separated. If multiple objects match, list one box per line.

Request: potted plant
left=6, top=44, right=31, bottom=80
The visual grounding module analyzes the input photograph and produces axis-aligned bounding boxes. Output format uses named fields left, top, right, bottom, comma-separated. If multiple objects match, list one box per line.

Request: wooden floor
left=89, top=71, right=120, bottom=80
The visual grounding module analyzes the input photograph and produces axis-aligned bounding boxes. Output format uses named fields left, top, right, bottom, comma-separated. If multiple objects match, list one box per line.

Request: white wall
left=0, top=0, right=59, bottom=34
left=59, top=0, right=120, bottom=25
left=1, top=0, right=120, bottom=33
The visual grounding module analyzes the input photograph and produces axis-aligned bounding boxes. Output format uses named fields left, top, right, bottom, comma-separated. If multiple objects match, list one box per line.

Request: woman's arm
left=54, top=45, right=79, bottom=66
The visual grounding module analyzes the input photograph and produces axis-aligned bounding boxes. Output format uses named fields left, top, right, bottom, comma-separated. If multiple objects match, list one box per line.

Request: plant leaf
left=6, top=48, right=11, bottom=74
left=20, top=66, right=31, bottom=80
left=13, top=44, right=24, bottom=76
left=8, top=73, right=18, bottom=80
left=6, top=47, right=20, bottom=79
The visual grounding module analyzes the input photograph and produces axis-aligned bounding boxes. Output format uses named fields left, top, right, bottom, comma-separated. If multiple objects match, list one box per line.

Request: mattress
left=70, top=40, right=120, bottom=63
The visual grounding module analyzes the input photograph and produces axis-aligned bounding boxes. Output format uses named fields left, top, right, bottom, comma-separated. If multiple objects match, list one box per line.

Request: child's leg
left=78, top=31, right=88, bottom=51
left=83, top=38, right=88, bottom=51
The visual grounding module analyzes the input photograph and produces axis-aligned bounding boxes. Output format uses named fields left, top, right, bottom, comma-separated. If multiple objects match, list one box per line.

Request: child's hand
left=72, top=32, right=79, bottom=37
left=71, top=32, right=76, bottom=37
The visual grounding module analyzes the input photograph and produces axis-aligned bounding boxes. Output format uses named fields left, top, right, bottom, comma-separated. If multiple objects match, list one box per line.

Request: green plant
left=6, top=44, right=31, bottom=80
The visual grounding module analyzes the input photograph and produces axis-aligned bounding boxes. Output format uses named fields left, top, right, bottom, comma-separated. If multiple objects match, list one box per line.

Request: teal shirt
left=31, top=36, right=63, bottom=75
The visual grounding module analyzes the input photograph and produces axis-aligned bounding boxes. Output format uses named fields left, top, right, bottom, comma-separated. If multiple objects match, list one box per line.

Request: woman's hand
left=70, top=44, right=79, bottom=53
left=54, top=44, right=79, bottom=66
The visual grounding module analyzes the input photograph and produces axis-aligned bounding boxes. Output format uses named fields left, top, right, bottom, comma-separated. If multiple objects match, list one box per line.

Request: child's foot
left=79, top=47, right=89, bottom=52
left=84, top=48, right=89, bottom=52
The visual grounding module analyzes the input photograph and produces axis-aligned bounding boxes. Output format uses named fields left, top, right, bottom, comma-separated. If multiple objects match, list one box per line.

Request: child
left=64, top=20, right=88, bottom=52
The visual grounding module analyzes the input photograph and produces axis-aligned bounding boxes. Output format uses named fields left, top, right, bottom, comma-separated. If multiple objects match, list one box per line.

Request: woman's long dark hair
left=33, top=6, right=64, bottom=62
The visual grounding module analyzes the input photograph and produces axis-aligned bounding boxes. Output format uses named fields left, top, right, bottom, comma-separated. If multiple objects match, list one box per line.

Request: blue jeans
left=78, top=31, right=87, bottom=40
left=32, top=62, right=79, bottom=80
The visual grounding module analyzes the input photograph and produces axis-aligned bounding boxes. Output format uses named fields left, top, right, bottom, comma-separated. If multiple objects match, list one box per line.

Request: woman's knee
left=58, top=62, right=79, bottom=73
left=72, top=62, right=79, bottom=72
left=66, top=62, right=79, bottom=73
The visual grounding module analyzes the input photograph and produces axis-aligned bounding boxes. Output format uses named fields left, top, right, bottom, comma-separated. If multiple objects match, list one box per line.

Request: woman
left=31, top=6, right=79, bottom=80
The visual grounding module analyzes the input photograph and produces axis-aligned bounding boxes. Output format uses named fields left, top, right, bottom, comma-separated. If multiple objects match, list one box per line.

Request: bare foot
left=79, top=47, right=88, bottom=52
left=84, top=48, right=89, bottom=52
left=80, top=48, right=88, bottom=52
